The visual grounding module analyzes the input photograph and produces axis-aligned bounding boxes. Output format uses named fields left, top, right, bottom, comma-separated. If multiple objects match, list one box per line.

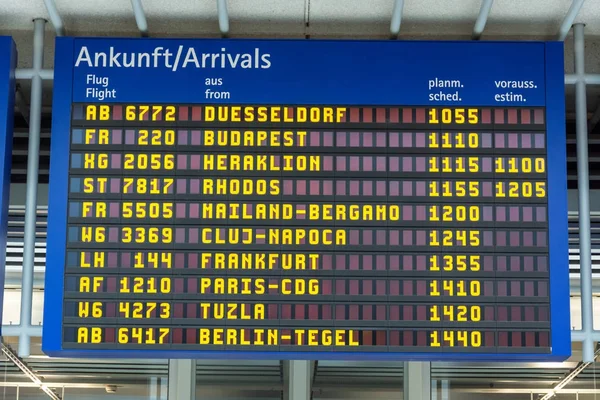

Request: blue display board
left=44, top=37, right=570, bottom=361
left=0, top=37, right=17, bottom=337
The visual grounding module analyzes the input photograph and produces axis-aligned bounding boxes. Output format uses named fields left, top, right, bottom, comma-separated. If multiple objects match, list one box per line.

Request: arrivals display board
left=0, top=37, right=17, bottom=336
left=43, top=37, right=570, bottom=360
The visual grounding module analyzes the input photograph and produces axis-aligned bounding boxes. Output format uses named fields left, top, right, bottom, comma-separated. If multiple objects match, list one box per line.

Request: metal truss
left=0, top=340, right=61, bottom=399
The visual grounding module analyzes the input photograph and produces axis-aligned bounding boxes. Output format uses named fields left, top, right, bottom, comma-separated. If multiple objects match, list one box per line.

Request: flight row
left=63, top=325, right=551, bottom=350
left=63, top=300, right=550, bottom=325
left=64, top=275, right=549, bottom=299
left=67, top=250, right=550, bottom=275
left=71, top=104, right=546, bottom=129
left=64, top=226, right=550, bottom=250
left=68, top=152, right=548, bottom=177
left=67, top=177, right=549, bottom=202
left=66, top=201, right=549, bottom=227
left=70, top=128, right=547, bottom=153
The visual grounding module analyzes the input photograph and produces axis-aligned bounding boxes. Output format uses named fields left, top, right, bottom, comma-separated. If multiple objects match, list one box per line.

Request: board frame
left=0, top=36, right=17, bottom=338
left=43, top=37, right=570, bottom=361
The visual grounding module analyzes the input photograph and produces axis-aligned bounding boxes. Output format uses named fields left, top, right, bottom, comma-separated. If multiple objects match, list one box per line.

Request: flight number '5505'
left=122, top=202, right=173, bottom=218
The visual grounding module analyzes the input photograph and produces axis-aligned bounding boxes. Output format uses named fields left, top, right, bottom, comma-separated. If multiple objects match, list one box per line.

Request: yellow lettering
left=199, top=328, right=210, bottom=344
left=238, top=329, right=249, bottom=345
left=231, top=106, right=241, bottom=122
left=335, top=330, right=345, bottom=346
left=99, top=105, right=110, bottom=120
left=82, top=201, right=92, bottom=217
left=81, top=226, right=105, bottom=243
left=85, top=106, right=97, bottom=121
left=244, top=107, right=254, bottom=122
left=84, top=153, right=95, bottom=168
left=76, top=327, right=88, bottom=343
left=257, top=130, right=268, bottom=145
left=308, top=330, right=319, bottom=346
left=85, top=129, right=95, bottom=144
left=270, top=107, right=280, bottom=122
left=258, top=107, right=268, bottom=122
left=98, top=129, right=109, bottom=144
left=226, top=328, right=237, bottom=345
left=204, top=154, right=214, bottom=170
left=229, top=155, right=239, bottom=170
left=80, top=252, right=91, bottom=268
left=310, top=108, right=319, bottom=122
left=270, top=131, right=280, bottom=146
left=349, top=330, right=359, bottom=346
left=83, top=178, right=94, bottom=193
left=214, top=328, right=224, bottom=345
left=336, top=230, right=346, bottom=245
left=204, top=130, right=214, bottom=146
left=295, top=329, right=306, bottom=345
left=322, top=330, right=332, bottom=346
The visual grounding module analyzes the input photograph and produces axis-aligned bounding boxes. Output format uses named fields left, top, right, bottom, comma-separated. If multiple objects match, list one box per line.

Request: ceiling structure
left=0, top=0, right=600, bottom=398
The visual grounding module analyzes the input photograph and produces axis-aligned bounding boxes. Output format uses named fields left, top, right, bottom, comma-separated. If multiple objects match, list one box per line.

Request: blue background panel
left=0, top=37, right=17, bottom=338
left=67, top=38, right=547, bottom=106
left=43, top=37, right=570, bottom=361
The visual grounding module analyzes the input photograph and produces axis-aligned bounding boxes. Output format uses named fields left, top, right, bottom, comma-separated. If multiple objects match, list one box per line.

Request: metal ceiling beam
left=565, top=74, right=600, bottom=85
left=389, top=0, right=404, bottom=39
left=557, top=0, right=585, bottom=41
left=539, top=345, right=600, bottom=400
left=454, top=389, right=600, bottom=394
left=570, top=276, right=600, bottom=294
left=42, top=0, right=65, bottom=36
left=217, top=0, right=230, bottom=37
left=472, top=0, right=494, bottom=40
left=2, top=325, right=42, bottom=337
left=0, top=341, right=61, bottom=399
left=130, top=0, right=149, bottom=37
left=4, top=266, right=45, bottom=287
left=15, top=69, right=54, bottom=80
left=569, top=330, right=600, bottom=342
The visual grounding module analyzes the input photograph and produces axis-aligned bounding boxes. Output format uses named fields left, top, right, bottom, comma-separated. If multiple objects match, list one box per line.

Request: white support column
left=167, top=360, right=196, bottom=400
left=403, top=362, right=431, bottom=400
left=19, top=17, right=46, bottom=358
left=441, top=379, right=449, bottom=400
left=160, top=377, right=168, bottom=399
left=149, top=377, right=158, bottom=399
left=287, top=360, right=311, bottom=400
left=573, top=22, right=596, bottom=363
